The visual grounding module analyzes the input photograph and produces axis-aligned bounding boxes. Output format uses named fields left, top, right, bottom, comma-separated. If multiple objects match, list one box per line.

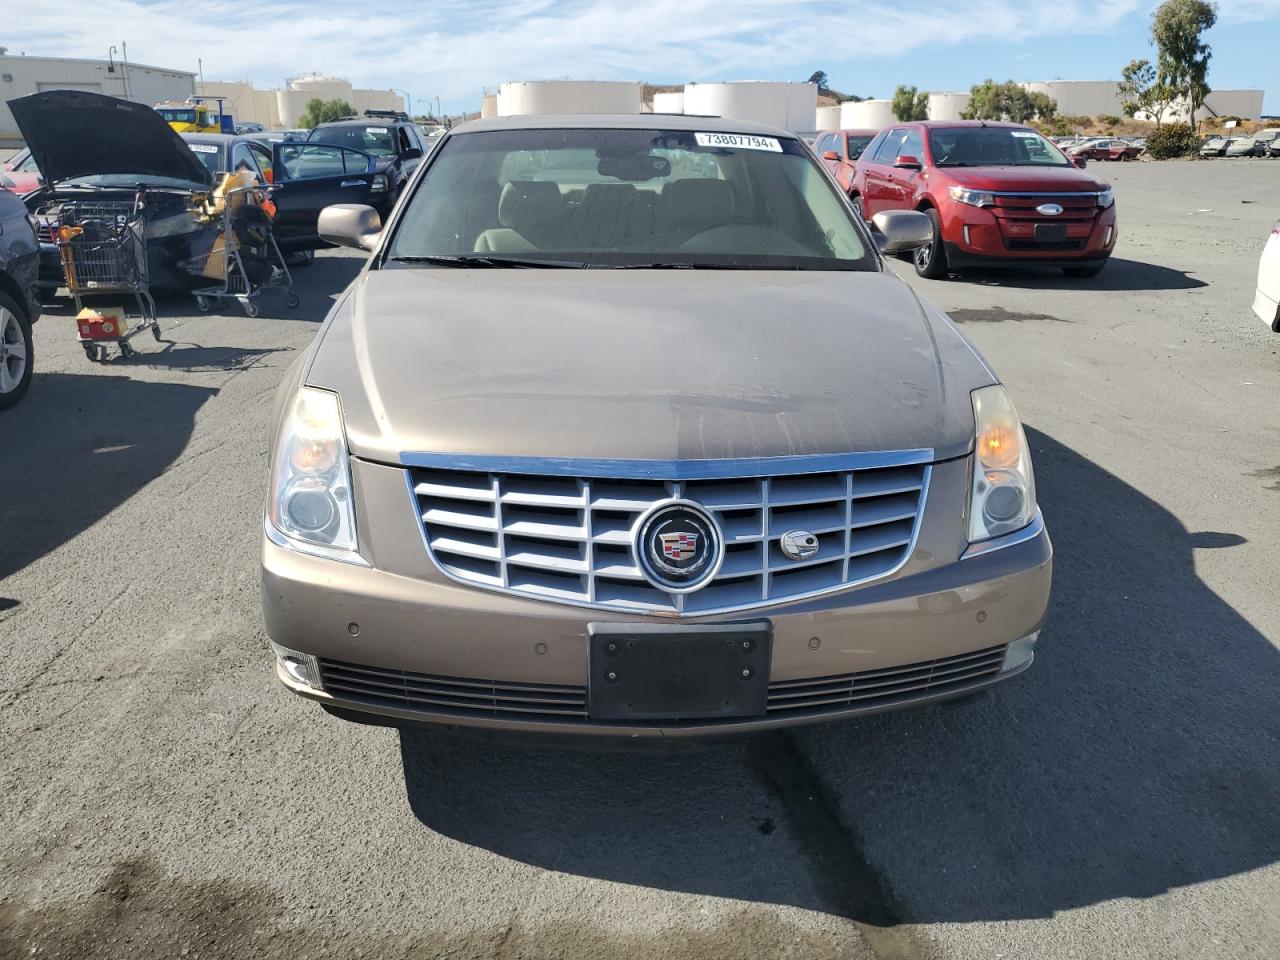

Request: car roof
left=312, top=118, right=408, bottom=128
left=902, top=120, right=1031, bottom=130
left=448, top=113, right=800, bottom=138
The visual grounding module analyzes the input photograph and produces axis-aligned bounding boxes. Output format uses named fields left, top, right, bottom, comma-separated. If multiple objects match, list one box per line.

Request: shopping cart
left=185, top=183, right=298, bottom=318
left=40, top=195, right=161, bottom=362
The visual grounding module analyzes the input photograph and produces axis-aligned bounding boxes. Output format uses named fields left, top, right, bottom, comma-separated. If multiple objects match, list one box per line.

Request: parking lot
left=2, top=158, right=1279, bottom=960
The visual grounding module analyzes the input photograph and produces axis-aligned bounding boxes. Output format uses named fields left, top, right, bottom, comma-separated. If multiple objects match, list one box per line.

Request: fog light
left=284, top=477, right=337, bottom=534
left=271, top=641, right=323, bottom=690
left=1003, top=631, right=1040, bottom=672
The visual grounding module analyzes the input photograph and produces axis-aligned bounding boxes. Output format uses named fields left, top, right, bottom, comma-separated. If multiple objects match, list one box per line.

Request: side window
left=815, top=133, right=832, bottom=155
left=872, top=130, right=904, bottom=164
left=405, top=125, right=424, bottom=153
left=861, top=132, right=885, bottom=163
left=832, top=135, right=845, bottom=160
left=897, top=129, right=925, bottom=161
left=230, top=142, right=261, bottom=179
left=248, top=142, right=273, bottom=173
left=397, top=126, right=415, bottom=154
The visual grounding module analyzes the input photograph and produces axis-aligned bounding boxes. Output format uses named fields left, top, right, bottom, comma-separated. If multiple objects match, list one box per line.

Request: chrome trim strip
left=406, top=464, right=932, bottom=619
left=960, top=510, right=1045, bottom=560
left=986, top=190, right=1104, bottom=198
left=263, top=515, right=372, bottom=567
left=397, top=449, right=935, bottom=480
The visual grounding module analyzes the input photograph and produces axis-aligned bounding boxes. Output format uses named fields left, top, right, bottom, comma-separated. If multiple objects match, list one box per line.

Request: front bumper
left=940, top=201, right=1117, bottom=268
left=262, top=458, right=1052, bottom=737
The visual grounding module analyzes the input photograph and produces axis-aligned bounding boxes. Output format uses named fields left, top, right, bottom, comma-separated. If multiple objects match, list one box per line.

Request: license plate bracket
left=1034, top=222, right=1068, bottom=243
left=588, top=621, right=772, bottom=721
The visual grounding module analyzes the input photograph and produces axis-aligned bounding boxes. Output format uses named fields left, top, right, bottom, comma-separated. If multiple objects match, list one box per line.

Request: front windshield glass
left=185, top=142, right=224, bottom=176
left=386, top=128, right=873, bottom=270
left=158, top=109, right=197, bottom=124
left=308, top=125, right=395, bottom=156
left=929, top=127, right=1070, bottom=167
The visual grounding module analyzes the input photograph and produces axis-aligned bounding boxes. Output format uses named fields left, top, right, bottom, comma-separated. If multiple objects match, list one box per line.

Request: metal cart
left=41, top=195, right=161, bottom=362
left=185, top=184, right=298, bottom=318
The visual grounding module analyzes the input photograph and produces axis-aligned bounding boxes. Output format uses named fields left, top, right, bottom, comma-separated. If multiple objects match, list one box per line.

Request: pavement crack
left=747, top=731, right=926, bottom=960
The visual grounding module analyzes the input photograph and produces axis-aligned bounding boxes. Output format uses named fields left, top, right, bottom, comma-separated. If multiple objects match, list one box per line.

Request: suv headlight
left=969, top=385, right=1036, bottom=542
left=267, top=387, right=363, bottom=562
left=1097, top=187, right=1114, bottom=208
left=948, top=185, right=994, bottom=208
left=370, top=173, right=389, bottom=193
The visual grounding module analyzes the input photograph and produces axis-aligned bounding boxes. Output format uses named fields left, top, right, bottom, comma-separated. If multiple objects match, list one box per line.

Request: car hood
left=307, top=269, right=994, bottom=466
left=9, top=90, right=212, bottom=188
left=941, top=165, right=1108, bottom=193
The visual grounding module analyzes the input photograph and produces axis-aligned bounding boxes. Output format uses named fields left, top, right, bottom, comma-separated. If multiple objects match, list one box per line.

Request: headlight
left=267, top=387, right=362, bottom=560
left=1097, top=188, right=1114, bottom=208
left=948, top=185, right=994, bottom=208
left=969, top=385, right=1036, bottom=542
left=370, top=174, right=389, bottom=193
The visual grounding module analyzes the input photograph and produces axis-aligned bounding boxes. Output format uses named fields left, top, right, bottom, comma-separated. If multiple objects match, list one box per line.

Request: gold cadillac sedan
left=261, top=114, right=1051, bottom=736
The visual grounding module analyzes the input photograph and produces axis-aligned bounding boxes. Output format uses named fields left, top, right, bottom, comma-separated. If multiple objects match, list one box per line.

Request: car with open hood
left=851, top=120, right=1117, bottom=278
left=261, top=114, right=1052, bottom=738
left=11, top=90, right=216, bottom=292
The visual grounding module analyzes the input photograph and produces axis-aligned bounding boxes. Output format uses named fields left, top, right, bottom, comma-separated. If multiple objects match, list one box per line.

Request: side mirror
left=893, top=155, right=922, bottom=170
left=402, top=147, right=423, bottom=159
left=1072, top=155, right=1087, bottom=169
left=821, top=150, right=841, bottom=161
left=870, top=210, right=932, bottom=255
left=318, top=203, right=383, bottom=253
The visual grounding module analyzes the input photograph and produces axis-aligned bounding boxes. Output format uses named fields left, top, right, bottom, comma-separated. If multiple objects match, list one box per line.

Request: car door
left=882, top=128, right=925, bottom=210
left=815, top=133, right=839, bottom=177
left=861, top=129, right=905, bottom=217
left=269, top=142, right=377, bottom=248
left=833, top=133, right=857, bottom=193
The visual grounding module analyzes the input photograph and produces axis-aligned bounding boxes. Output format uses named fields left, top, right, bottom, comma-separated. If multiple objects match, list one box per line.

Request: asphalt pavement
left=2, top=159, right=1278, bottom=960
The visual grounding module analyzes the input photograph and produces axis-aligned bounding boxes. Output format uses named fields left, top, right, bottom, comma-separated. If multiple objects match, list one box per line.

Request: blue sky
left=6, top=0, right=1278, bottom=114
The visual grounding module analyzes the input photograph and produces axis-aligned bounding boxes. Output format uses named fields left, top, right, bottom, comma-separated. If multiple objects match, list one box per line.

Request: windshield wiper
left=388, top=254, right=588, bottom=269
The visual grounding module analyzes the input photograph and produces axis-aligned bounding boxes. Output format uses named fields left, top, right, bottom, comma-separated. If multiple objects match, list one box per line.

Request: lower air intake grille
left=766, top=644, right=1007, bottom=716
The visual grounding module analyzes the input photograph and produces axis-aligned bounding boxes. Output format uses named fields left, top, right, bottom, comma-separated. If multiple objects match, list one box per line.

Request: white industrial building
left=197, top=75, right=405, bottom=129
left=497, top=81, right=643, bottom=116
left=0, top=52, right=195, bottom=144
left=1141, top=88, right=1266, bottom=123
left=682, top=82, right=816, bottom=132
left=652, top=91, right=685, bottom=115
left=1020, top=81, right=1124, bottom=117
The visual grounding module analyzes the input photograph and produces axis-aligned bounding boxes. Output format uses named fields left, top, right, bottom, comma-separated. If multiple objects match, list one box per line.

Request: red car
left=1, top=148, right=43, bottom=194
left=813, top=129, right=877, bottom=195
left=1066, top=138, right=1142, bottom=162
left=851, top=121, right=1117, bottom=278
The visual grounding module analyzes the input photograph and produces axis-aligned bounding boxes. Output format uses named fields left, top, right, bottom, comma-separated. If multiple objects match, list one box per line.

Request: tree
left=891, top=84, right=929, bottom=121
left=1151, top=0, right=1217, bottom=125
left=962, top=80, right=1057, bottom=123
left=806, top=70, right=829, bottom=92
left=298, top=98, right=356, bottom=128
left=1117, top=58, right=1179, bottom=127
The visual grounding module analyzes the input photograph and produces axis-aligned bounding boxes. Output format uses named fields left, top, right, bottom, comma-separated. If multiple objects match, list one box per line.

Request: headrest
left=659, top=179, right=733, bottom=227
left=498, top=180, right=565, bottom=230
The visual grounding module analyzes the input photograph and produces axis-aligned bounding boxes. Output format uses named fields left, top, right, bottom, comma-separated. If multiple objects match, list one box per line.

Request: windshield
left=386, top=128, right=873, bottom=270
left=185, top=142, right=225, bottom=176
left=929, top=127, right=1070, bottom=167
left=158, top=109, right=197, bottom=124
left=308, top=125, right=396, bottom=156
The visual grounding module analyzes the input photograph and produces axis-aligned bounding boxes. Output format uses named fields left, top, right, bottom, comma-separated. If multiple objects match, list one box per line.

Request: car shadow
left=954, top=257, right=1207, bottom=291
left=396, top=426, right=1278, bottom=924
left=0, top=373, right=214, bottom=582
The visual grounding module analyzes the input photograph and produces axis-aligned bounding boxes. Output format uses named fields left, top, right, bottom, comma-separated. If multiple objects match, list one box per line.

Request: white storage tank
left=815, top=105, right=842, bottom=129
left=927, top=92, right=970, bottom=122
left=840, top=99, right=894, bottom=130
left=653, top=91, right=684, bottom=115
left=682, top=82, right=817, bottom=132
left=481, top=94, right=498, bottom=118
left=497, top=81, right=643, bottom=116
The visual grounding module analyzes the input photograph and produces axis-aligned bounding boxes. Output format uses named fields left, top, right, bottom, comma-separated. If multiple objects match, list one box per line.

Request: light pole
left=391, top=88, right=412, bottom=117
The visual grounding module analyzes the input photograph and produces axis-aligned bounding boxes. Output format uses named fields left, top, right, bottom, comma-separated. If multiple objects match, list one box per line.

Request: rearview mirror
left=893, top=155, right=922, bottom=170
left=870, top=210, right=932, bottom=255
left=318, top=203, right=383, bottom=253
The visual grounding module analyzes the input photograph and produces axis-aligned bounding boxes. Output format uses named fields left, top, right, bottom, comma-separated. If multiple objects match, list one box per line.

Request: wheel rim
left=0, top=308, right=27, bottom=395
left=914, top=239, right=932, bottom=268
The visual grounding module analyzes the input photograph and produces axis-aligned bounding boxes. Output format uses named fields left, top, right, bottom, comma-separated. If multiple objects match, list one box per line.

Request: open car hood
left=9, top=90, right=212, bottom=188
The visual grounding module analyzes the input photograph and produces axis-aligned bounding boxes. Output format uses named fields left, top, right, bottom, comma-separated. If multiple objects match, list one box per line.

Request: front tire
left=0, top=294, right=33, bottom=410
left=913, top=208, right=949, bottom=279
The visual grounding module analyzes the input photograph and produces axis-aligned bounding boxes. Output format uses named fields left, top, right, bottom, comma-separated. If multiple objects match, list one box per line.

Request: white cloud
left=4, top=0, right=1269, bottom=107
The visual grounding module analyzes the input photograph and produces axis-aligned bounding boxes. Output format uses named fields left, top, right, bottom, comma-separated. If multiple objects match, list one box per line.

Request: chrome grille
left=766, top=644, right=1006, bottom=715
left=409, top=457, right=929, bottom=615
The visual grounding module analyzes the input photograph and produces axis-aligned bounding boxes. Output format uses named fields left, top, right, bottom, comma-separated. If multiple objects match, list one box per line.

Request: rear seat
left=564, top=184, right=657, bottom=250
left=473, top=180, right=567, bottom=252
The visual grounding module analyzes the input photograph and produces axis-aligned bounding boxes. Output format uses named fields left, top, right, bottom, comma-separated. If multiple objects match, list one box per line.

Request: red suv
left=850, top=121, right=1117, bottom=279
left=813, top=129, right=877, bottom=195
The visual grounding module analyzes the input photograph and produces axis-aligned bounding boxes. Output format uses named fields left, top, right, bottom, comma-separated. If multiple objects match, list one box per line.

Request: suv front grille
left=409, top=457, right=929, bottom=615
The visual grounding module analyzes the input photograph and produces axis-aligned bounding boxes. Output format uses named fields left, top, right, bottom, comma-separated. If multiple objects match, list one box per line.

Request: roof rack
left=363, top=109, right=410, bottom=121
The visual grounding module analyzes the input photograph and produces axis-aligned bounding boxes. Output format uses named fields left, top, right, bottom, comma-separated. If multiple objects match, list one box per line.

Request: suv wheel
left=0, top=292, right=33, bottom=410
left=913, top=208, right=949, bottom=279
